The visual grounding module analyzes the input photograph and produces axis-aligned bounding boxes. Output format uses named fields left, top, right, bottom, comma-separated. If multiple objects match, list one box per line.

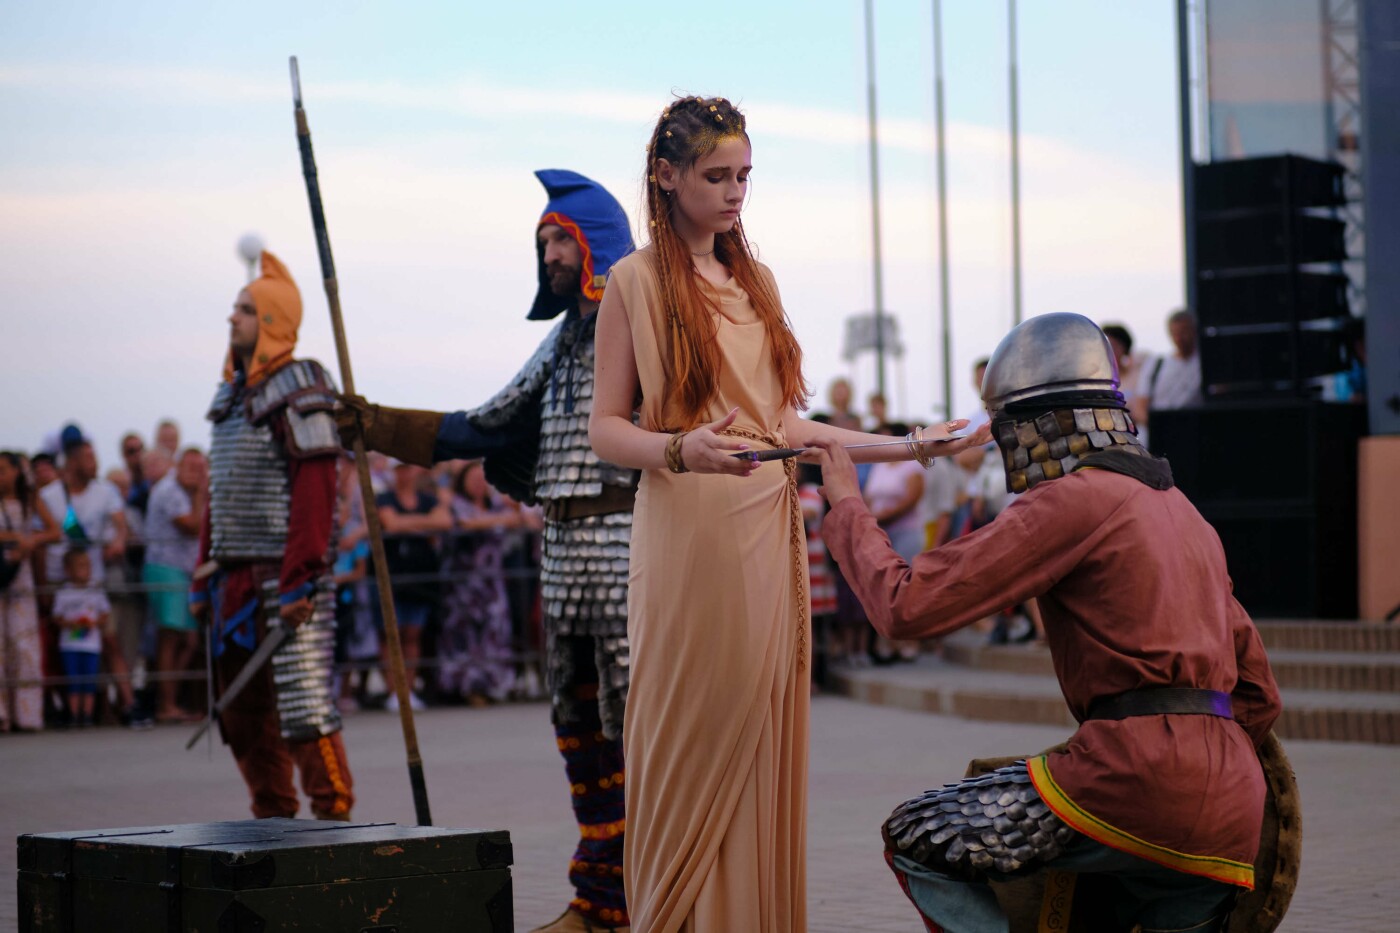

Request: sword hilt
left=732, top=448, right=806, bottom=462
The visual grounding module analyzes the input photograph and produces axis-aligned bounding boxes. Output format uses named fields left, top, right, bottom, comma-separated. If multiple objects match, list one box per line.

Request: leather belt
left=1085, top=687, right=1233, bottom=722
left=543, top=484, right=637, bottom=523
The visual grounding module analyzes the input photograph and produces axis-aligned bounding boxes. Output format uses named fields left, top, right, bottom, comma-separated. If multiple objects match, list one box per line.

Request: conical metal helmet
left=981, top=312, right=1120, bottom=417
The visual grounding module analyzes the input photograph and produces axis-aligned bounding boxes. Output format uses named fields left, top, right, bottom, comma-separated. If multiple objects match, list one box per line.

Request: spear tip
left=289, top=56, right=302, bottom=107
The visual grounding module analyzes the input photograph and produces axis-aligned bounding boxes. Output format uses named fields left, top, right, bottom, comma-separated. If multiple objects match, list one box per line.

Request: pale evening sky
left=1, top=1, right=1184, bottom=466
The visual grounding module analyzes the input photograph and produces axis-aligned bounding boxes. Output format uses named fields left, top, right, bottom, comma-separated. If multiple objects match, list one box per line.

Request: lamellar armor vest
left=465, top=313, right=635, bottom=648
left=465, top=313, right=638, bottom=505
left=207, top=359, right=343, bottom=741
left=207, top=360, right=340, bottom=560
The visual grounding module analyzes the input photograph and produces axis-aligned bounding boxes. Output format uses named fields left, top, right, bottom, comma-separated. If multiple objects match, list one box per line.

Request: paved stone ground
left=4, top=696, right=1396, bottom=931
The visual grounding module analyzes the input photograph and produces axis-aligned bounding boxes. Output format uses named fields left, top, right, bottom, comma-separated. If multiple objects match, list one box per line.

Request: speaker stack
left=1195, top=154, right=1352, bottom=395
left=1151, top=154, right=1368, bottom=619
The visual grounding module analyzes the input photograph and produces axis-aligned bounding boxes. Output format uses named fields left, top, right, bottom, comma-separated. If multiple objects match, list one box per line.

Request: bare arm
left=588, top=278, right=757, bottom=477
left=785, top=409, right=990, bottom=463
left=871, top=469, right=924, bottom=525
left=172, top=485, right=206, bottom=536
left=4, top=497, right=60, bottom=557
left=334, top=554, right=367, bottom=587
left=102, top=509, right=128, bottom=563
left=378, top=500, right=453, bottom=535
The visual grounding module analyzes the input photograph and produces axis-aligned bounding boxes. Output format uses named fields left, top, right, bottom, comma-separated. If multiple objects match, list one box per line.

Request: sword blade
left=731, top=435, right=967, bottom=463
left=185, top=624, right=291, bottom=751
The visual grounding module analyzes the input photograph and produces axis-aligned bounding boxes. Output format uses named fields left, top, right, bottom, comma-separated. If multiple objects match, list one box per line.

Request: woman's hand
left=678, top=408, right=761, bottom=477
left=810, top=438, right=861, bottom=506
left=279, top=597, right=314, bottom=629
left=914, top=418, right=993, bottom=460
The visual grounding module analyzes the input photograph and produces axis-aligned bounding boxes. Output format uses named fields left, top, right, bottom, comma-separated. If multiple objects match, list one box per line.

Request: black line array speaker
left=1194, top=154, right=1353, bottom=397
left=1150, top=400, right=1367, bottom=618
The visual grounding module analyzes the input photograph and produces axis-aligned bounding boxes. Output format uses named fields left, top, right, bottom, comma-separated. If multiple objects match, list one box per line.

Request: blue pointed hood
left=529, top=169, right=635, bottom=320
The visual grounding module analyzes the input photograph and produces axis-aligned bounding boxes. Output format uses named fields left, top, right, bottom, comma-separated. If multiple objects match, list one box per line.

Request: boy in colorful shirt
left=51, top=548, right=108, bottom=727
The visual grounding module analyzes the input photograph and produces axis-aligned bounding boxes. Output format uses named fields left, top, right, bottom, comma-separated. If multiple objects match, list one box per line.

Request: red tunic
left=823, top=468, right=1282, bottom=888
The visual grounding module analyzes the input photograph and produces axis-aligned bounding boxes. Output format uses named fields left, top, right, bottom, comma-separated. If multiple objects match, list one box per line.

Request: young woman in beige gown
left=590, top=96, right=984, bottom=933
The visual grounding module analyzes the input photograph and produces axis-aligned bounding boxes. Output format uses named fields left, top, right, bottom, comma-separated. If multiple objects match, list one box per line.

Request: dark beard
left=547, top=263, right=581, bottom=297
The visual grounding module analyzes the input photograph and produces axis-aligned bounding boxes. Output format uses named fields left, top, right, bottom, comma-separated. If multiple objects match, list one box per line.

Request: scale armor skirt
left=884, top=760, right=1074, bottom=879
left=260, top=576, right=341, bottom=742
left=541, top=511, right=631, bottom=638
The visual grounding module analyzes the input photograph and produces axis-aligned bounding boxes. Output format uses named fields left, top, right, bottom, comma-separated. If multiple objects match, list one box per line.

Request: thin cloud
left=1, top=61, right=1085, bottom=163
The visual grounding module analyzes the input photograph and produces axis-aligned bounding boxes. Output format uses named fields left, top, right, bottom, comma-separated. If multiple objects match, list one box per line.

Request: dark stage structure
left=1160, top=0, right=1399, bottom=619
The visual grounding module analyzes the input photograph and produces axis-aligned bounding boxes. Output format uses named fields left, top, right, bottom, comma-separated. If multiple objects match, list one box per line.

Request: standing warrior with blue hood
left=338, top=170, right=635, bottom=933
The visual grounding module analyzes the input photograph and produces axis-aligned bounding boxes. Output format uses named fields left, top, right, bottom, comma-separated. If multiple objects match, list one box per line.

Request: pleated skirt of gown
left=623, top=456, right=811, bottom=933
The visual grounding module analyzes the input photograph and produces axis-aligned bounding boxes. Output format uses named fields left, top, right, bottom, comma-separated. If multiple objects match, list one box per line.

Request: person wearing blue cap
left=338, top=170, right=636, bottom=933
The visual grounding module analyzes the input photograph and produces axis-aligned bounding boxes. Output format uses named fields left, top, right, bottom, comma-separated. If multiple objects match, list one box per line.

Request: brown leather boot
left=311, top=809, right=353, bottom=822
left=528, top=907, right=629, bottom=933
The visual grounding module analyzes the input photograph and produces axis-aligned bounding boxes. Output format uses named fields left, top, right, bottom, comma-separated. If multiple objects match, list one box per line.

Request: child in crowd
left=51, top=548, right=109, bottom=727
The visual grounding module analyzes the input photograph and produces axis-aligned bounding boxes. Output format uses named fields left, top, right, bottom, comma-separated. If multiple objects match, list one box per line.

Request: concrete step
left=830, top=655, right=1400, bottom=745
left=941, top=630, right=1400, bottom=693
left=1255, top=620, right=1400, bottom=653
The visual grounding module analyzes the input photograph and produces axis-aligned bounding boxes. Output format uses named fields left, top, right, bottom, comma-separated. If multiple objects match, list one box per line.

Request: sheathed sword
left=185, top=623, right=291, bottom=750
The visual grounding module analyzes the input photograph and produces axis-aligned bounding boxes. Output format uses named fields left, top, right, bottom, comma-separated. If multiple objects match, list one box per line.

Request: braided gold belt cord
left=719, top=426, right=809, bottom=671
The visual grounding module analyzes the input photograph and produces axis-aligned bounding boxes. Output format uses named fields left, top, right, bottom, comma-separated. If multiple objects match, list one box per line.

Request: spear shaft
left=288, top=56, right=432, bottom=826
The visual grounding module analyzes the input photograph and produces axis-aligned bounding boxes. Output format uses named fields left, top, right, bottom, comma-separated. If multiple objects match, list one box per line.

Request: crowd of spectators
left=0, top=311, right=1207, bottom=730
left=0, top=419, right=549, bottom=735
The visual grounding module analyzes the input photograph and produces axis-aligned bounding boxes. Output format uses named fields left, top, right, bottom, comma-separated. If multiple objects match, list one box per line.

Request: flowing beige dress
left=605, top=248, right=810, bottom=933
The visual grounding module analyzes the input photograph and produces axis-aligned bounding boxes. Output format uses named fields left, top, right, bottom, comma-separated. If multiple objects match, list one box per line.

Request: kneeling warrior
left=817, top=313, right=1282, bottom=933
left=337, top=170, right=635, bottom=933
left=191, top=250, right=354, bottom=821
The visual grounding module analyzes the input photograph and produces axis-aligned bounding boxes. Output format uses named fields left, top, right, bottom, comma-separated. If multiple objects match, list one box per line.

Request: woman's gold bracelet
left=665, top=431, right=690, bottom=474
left=905, top=426, right=933, bottom=469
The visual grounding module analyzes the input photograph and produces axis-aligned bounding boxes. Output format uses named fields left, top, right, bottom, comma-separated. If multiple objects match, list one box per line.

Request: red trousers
left=216, top=627, right=354, bottom=820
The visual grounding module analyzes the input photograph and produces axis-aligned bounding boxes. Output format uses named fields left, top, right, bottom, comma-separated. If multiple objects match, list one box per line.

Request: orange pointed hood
left=224, top=250, right=303, bottom=386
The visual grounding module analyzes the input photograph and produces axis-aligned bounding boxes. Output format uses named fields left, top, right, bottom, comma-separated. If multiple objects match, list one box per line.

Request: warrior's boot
left=529, top=906, right=629, bottom=933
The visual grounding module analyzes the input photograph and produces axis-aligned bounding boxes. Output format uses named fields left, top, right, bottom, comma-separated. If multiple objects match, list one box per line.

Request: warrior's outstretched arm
left=433, top=412, right=534, bottom=462
left=338, top=321, right=559, bottom=467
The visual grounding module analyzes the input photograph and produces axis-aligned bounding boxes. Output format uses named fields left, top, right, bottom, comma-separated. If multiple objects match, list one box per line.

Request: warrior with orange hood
left=190, top=250, right=354, bottom=821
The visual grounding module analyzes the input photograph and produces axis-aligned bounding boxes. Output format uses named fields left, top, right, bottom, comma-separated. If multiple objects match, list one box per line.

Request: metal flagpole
left=1176, top=0, right=1198, bottom=320
left=1008, top=0, right=1024, bottom=326
left=932, top=0, right=954, bottom=420
left=287, top=57, right=433, bottom=826
left=864, top=0, right=888, bottom=397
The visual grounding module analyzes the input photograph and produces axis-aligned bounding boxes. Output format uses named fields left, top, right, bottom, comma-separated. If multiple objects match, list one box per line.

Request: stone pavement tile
left=3, top=698, right=1398, bottom=931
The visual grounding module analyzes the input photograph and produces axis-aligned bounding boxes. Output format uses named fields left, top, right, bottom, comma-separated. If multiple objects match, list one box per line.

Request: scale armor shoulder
left=464, top=322, right=561, bottom=432
left=464, top=322, right=562, bottom=502
left=249, top=360, right=341, bottom=459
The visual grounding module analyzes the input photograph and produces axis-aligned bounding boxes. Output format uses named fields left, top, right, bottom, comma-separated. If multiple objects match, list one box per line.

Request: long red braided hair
left=643, top=95, right=809, bottom=429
